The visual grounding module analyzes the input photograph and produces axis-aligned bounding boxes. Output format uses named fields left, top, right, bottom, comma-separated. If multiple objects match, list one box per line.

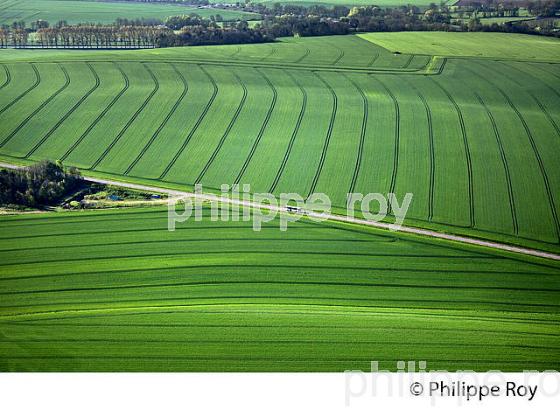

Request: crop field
left=0, top=33, right=559, bottom=253
left=359, top=32, right=560, bottom=61
left=0, top=207, right=559, bottom=371
left=0, top=0, right=258, bottom=26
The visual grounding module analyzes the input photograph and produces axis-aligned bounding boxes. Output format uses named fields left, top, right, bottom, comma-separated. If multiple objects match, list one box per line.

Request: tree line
left=35, top=25, right=168, bottom=48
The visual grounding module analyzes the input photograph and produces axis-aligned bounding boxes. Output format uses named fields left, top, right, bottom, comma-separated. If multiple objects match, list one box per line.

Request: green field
left=1, top=32, right=560, bottom=371
left=358, top=32, right=560, bottom=61
left=0, top=207, right=558, bottom=371
left=0, top=0, right=258, bottom=26
left=0, top=33, right=559, bottom=254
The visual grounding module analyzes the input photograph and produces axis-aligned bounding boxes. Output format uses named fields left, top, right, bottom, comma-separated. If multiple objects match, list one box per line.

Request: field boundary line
left=3, top=250, right=493, bottom=268
left=124, top=63, right=189, bottom=176
left=345, top=74, right=368, bottom=195
left=475, top=92, right=519, bottom=236
left=428, top=76, right=475, bottom=228
left=0, top=62, right=40, bottom=117
left=195, top=71, right=248, bottom=185
left=306, top=71, right=337, bottom=198
left=3, top=58, right=440, bottom=75
left=403, top=78, right=435, bottom=222
left=233, top=68, right=278, bottom=185
left=25, top=62, right=101, bottom=159
left=496, top=62, right=560, bottom=139
left=90, top=62, right=160, bottom=171
left=4, top=264, right=557, bottom=284
left=370, top=75, right=400, bottom=202
left=0, top=63, right=70, bottom=149
left=158, top=65, right=219, bottom=180
left=59, top=62, right=129, bottom=162
left=268, top=70, right=307, bottom=193
left=5, top=279, right=560, bottom=296
left=466, top=63, right=560, bottom=242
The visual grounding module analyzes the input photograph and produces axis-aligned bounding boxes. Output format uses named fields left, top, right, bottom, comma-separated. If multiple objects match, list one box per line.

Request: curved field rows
left=0, top=35, right=559, bottom=251
left=0, top=208, right=559, bottom=371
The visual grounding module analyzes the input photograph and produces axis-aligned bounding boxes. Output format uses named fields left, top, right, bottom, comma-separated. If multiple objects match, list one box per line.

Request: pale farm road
left=1, top=161, right=559, bottom=261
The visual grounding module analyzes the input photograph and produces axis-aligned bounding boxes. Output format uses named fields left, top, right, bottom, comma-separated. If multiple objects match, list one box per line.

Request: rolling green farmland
left=0, top=33, right=559, bottom=253
left=0, top=207, right=559, bottom=371
left=0, top=0, right=258, bottom=26
left=358, top=32, right=560, bottom=61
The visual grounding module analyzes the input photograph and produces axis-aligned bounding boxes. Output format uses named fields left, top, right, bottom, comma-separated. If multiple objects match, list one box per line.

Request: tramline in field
left=0, top=207, right=558, bottom=371
left=0, top=33, right=559, bottom=253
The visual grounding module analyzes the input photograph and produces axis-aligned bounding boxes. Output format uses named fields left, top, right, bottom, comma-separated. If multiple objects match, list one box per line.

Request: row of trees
left=34, top=25, right=169, bottom=48
left=0, top=161, right=82, bottom=208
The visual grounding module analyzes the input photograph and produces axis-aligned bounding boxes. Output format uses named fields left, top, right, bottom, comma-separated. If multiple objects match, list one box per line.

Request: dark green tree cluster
left=0, top=161, right=82, bottom=207
left=528, top=0, right=560, bottom=17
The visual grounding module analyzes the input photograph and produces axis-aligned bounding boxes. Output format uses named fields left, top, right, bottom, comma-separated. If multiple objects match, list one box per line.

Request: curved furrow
left=158, top=65, right=219, bottom=180
left=261, top=43, right=277, bottom=61
left=403, top=78, right=435, bottom=221
left=90, top=63, right=159, bottom=171
left=3, top=265, right=553, bottom=286
left=0, top=236, right=387, bottom=254
left=531, top=96, right=560, bottom=138
left=0, top=63, right=40, bottom=117
left=427, top=76, right=475, bottom=228
left=402, top=54, right=414, bottom=69
left=475, top=93, right=519, bottom=236
left=331, top=45, right=345, bottom=65
left=434, top=57, right=448, bottom=75
left=367, top=53, right=380, bottom=67
left=0, top=63, right=70, bottom=150
left=6, top=279, right=558, bottom=296
left=344, top=74, right=368, bottom=196
left=25, top=62, right=101, bottom=159
left=194, top=72, right=248, bottom=185
left=505, top=62, right=560, bottom=102
left=233, top=68, right=278, bottom=185
left=496, top=62, right=560, bottom=139
left=0, top=64, right=11, bottom=91
left=59, top=62, right=129, bottom=163
left=370, top=75, right=400, bottom=198
left=124, top=63, right=189, bottom=176
left=0, top=250, right=489, bottom=268
left=306, top=72, right=337, bottom=198
left=294, top=47, right=311, bottom=64
left=531, top=63, right=560, bottom=83
left=268, top=70, right=307, bottom=193
left=464, top=65, right=560, bottom=241
left=229, top=46, right=241, bottom=59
